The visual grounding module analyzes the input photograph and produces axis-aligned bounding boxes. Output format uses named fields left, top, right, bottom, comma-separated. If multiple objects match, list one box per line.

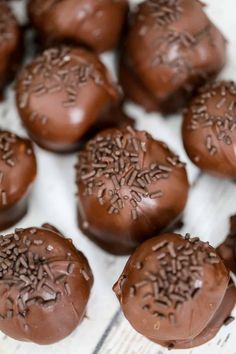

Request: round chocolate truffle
left=0, top=131, right=37, bottom=231
left=120, top=0, right=226, bottom=113
left=113, top=233, right=235, bottom=349
left=27, top=0, right=128, bottom=53
left=217, top=214, right=236, bottom=274
left=182, top=81, right=236, bottom=178
left=76, top=127, right=189, bottom=255
left=15, top=46, right=118, bottom=152
left=0, top=1, right=22, bottom=96
left=0, top=224, right=93, bottom=344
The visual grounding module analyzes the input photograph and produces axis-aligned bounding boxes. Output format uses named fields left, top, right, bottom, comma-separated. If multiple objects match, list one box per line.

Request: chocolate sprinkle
left=18, top=47, right=110, bottom=114
left=127, top=234, right=221, bottom=322
left=76, top=127, right=185, bottom=222
left=186, top=81, right=236, bottom=154
left=0, top=227, right=86, bottom=320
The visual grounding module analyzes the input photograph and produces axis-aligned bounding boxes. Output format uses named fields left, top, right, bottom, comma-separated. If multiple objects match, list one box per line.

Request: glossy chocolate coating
left=217, top=214, right=236, bottom=274
left=76, top=127, right=189, bottom=255
left=0, top=1, right=22, bottom=96
left=83, top=104, right=135, bottom=142
left=120, top=0, right=226, bottom=113
left=28, top=0, right=128, bottom=53
left=155, top=280, right=236, bottom=349
left=0, top=131, right=37, bottom=230
left=182, top=81, right=236, bottom=178
left=119, top=56, right=188, bottom=115
left=15, top=46, right=118, bottom=153
left=113, top=233, right=233, bottom=349
left=119, top=56, right=160, bottom=113
left=0, top=224, right=93, bottom=344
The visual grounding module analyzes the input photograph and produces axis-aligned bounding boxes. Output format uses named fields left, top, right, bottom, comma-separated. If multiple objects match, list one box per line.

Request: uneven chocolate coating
left=120, top=55, right=188, bottom=115
left=0, top=224, right=93, bottom=344
left=113, top=233, right=233, bottom=349
left=217, top=214, right=236, bottom=274
left=182, top=81, right=236, bottom=178
left=119, top=56, right=159, bottom=113
left=28, top=0, right=128, bottom=53
left=156, top=280, right=236, bottom=349
left=0, top=1, right=22, bottom=96
left=76, top=127, right=189, bottom=255
left=120, top=0, right=226, bottom=113
left=83, top=104, right=135, bottom=143
left=0, top=131, right=37, bottom=230
left=15, top=46, right=118, bottom=153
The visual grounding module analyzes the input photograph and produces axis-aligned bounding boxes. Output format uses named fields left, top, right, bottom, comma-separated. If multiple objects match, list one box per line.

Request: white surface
left=0, top=0, right=236, bottom=354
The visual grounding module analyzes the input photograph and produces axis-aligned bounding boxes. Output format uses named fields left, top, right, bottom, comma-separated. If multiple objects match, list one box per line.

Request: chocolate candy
left=0, top=131, right=37, bottom=230
left=0, top=1, right=22, bottom=96
left=76, top=127, right=189, bottom=255
left=217, top=214, right=236, bottom=274
left=0, top=224, right=93, bottom=344
left=120, top=0, right=226, bottom=113
left=28, top=0, right=128, bottom=53
left=113, top=233, right=235, bottom=349
left=15, top=46, right=118, bottom=152
left=83, top=104, right=135, bottom=142
left=182, top=81, right=236, bottom=178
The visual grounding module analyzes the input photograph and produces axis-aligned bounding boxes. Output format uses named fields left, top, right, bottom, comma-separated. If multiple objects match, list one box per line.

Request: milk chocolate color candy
left=83, top=104, right=135, bottom=143
left=15, top=46, right=118, bottom=153
left=182, top=81, right=236, bottom=178
left=0, top=1, right=22, bottom=96
left=27, top=0, right=128, bottom=53
left=120, top=0, right=226, bottom=113
left=76, top=127, right=189, bottom=255
left=113, top=233, right=235, bottom=349
left=0, top=224, right=93, bottom=344
left=0, top=131, right=37, bottom=231
left=217, top=214, right=236, bottom=274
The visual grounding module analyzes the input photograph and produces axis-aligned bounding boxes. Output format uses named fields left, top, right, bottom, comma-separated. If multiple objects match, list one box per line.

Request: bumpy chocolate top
left=28, top=0, right=128, bottom=53
left=121, top=0, right=226, bottom=111
left=0, top=224, right=93, bottom=344
left=16, top=46, right=118, bottom=152
left=76, top=127, right=189, bottom=254
left=0, top=1, right=22, bottom=90
left=113, top=233, right=229, bottom=344
left=182, top=81, right=236, bottom=177
left=0, top=131, right=36, bottom=209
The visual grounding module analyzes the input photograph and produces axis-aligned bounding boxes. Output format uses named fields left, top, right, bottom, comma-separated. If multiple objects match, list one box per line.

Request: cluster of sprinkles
left=137, top=0, right=182, bottom=39
left=77, top=127, right=184, bottom=222
left=18, top=47, right=106, bottom=125
left=186, top=81, right=236, bottom=155
left=149, top=30, right=197, bottom=75
left=0, top=228, right=88, bottom=321
left=0, top=131, right=18, bottom=168
left=126, top=234, right=221, bottom=325
left=0, top=3, right=15, bottom=44
left=148, top=26, right=215, bottom=87
left=145, top=0, right=183, bottom=27
left=139, top=15, right=214, bottom=86
left=136, top=0, right=217, bottom=87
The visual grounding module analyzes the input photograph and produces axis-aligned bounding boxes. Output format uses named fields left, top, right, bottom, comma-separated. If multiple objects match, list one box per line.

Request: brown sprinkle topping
left=76, top=127, right=185, bottom=222
left=126, top=234, right=221, bottom=322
